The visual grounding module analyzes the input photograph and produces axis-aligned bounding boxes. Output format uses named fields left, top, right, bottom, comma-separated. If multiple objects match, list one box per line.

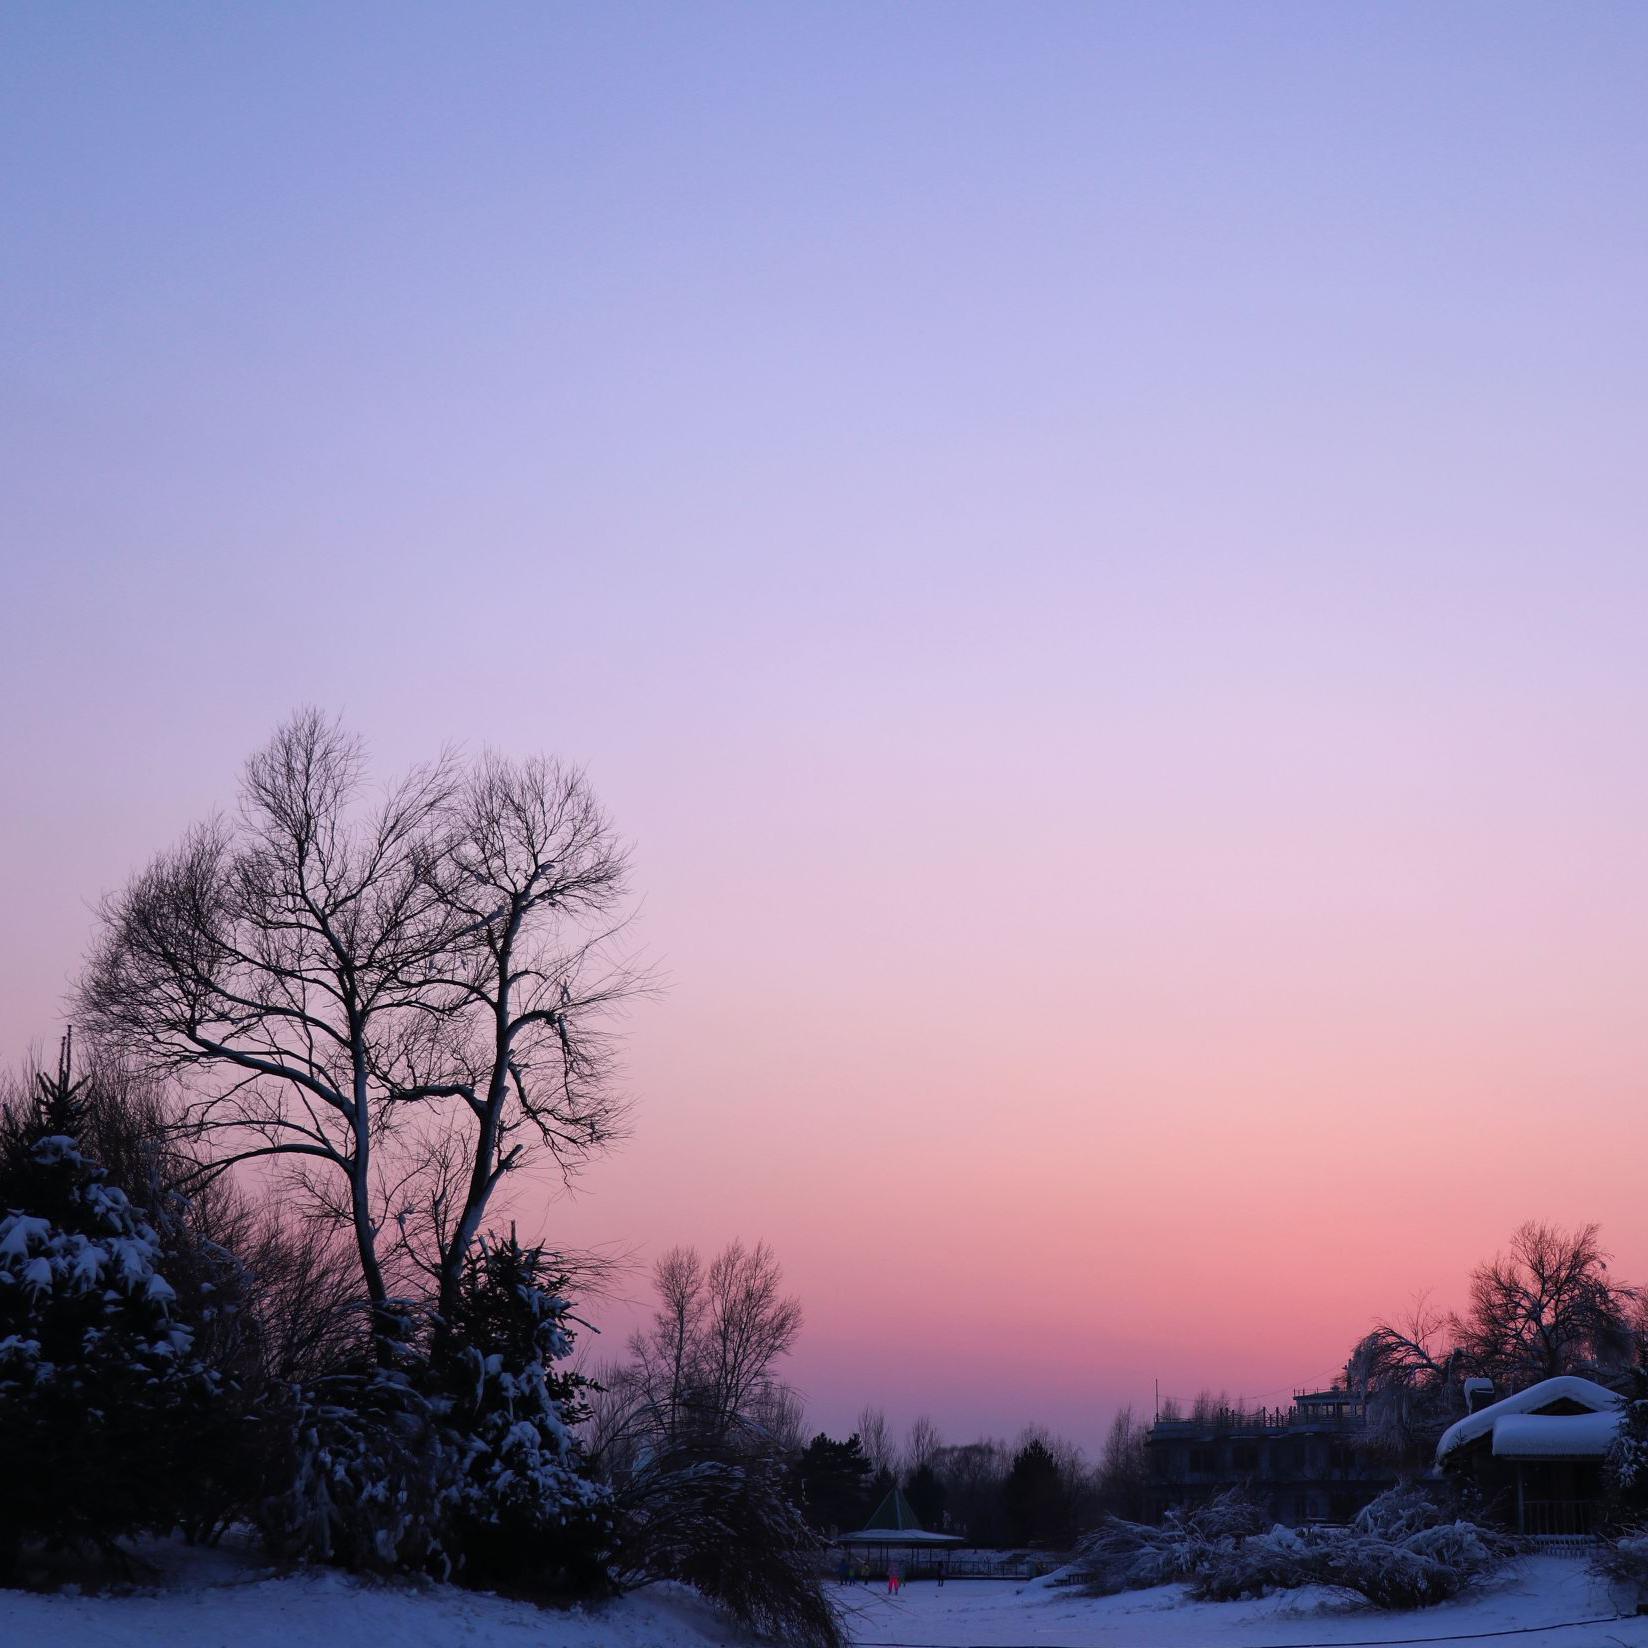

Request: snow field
left=835, top=1556, right=1648, bottom=1647
left=3, top=1552, right=1646, bottom=1648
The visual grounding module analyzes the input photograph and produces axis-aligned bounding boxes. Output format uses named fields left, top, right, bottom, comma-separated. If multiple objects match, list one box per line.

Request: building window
left=1189, top=1447, right=1216, bottom=1474
left=1232, top=1445, right=1258, bottom=1473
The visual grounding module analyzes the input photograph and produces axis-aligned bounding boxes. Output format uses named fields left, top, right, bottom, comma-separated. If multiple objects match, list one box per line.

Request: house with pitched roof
left=1435, top=1374, right=1623, bottom=1536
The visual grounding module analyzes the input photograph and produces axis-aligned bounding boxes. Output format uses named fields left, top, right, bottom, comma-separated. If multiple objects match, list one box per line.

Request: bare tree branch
left=78, top=709, right=646, bottom=1348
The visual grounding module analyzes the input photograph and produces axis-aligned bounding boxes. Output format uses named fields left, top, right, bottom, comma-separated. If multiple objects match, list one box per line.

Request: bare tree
left=932, top=1438, right=1009, bottom=1545
left=1348, top=1228, right=1646, bottom=1464
left=627, top=1244, right=707, bottom=1451
left=701, top=1240, right=805, bottom=1441
left=79, top=710, right=639, bottom=1348
left=1346, top=1293, right=1461, bottom=1461
left=856, top=1404, right=895, bottom=1481
left=601, top=1239, right=804, bottom=1466
left=411, top=751, right=636, bottom=1314
left=752, top=1381, right=807, bottom=1457
left=905, top=1414, right=942, bottom=1477
left=1452, top=1221, right=1642, bottom=1387
left=1190, top=1389, right=1236, bottom=1424
left=1351, top=1294, right=1454, bottom=1391
left=1094, top=1406, right=1148, bottom=1520
left=587, top=1241, right=832, bottom=1648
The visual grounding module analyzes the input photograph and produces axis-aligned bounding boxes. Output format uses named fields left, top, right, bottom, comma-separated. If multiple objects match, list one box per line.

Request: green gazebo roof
left=862, top=1487, right=926, bottom=1532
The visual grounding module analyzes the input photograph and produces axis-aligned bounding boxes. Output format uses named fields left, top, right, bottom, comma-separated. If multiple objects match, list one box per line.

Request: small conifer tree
left=0, top=1038, right=214, bottom=1566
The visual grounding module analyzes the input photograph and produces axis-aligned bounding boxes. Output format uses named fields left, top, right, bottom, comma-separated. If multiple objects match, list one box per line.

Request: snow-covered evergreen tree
left=432, top=1231, right=610, bottom=1591
left=0, top=1043, right=214, bottom=1566
left=256, top=1230, right=612, bottom=1588
left=1607, top=1366, right=1648, bottom=1519
left=255, top=1361, right=456, bottom=1577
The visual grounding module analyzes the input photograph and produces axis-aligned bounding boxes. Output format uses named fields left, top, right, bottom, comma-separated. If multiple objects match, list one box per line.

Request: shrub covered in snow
left=255, top=1366, right=456, bottom=1576
left=1074, top=1489, right=1268, bottom=1595
left=1351, top=1482, right=1445, bottom=1540
left=1189, top=1525, right=1316, bottom=1602
left=1593, top=1527, right=1648, bottom=1611
left=1073, top=1486, right=1511, bottom=1610
left=257, top=1235, right=611, bottom=1595
left=609, top=1452, right=842, bottom=1648
left=1315, top=1515, right=1513, bottom=1610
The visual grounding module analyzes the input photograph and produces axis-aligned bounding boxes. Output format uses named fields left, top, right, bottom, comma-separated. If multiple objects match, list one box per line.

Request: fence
left=1522, top=1499, right=1599, bottom=1539
left=831, top=1550, right=1047, bottom=1582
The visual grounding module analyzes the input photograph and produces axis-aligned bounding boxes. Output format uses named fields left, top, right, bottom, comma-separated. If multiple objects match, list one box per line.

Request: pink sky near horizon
left=4, top=5, right=1648, bottom=1455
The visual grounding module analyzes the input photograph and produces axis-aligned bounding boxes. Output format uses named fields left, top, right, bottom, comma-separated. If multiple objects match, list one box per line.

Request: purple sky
left=4, top=4, right=1648, bottom=1453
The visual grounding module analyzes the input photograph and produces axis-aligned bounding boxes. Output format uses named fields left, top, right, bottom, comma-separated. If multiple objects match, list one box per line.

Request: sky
left=3, top=2, right=1648, bottom=1455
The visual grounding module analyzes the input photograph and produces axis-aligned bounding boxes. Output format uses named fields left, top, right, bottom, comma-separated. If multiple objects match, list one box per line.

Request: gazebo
left=836, top=1487, right=962, bottom=1578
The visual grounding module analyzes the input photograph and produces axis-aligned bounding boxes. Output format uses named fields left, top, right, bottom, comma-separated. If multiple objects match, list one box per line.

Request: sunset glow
left=5, top=3, right=1647, bottom=1461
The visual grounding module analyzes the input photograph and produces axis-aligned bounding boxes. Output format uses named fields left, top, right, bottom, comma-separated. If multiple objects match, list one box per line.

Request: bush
left=1352, top=1483, right=1445, bottom=1540
left=609, top=1452, right=843, bottom=1648
left=1593, top=1529, right=1648, bottom=1610
left=1074, top=1490, right=1267, bottom=1595
left=1073, top=1487, right=1512, bottom=1611
left=1189, top=1526, right=1314, bottom=1601
left=254, top=1367, right=456, bottom=1576
left=1322, top=1488, right=1514, bottom=1609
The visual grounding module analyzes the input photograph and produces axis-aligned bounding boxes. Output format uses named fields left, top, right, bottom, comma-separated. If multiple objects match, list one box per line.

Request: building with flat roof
left=1144, top=1388, right=1396, bottom=1525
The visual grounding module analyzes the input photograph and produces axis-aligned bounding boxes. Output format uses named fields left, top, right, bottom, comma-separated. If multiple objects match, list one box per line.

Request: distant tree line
left=782, top=1405, right=1149, bottom=1549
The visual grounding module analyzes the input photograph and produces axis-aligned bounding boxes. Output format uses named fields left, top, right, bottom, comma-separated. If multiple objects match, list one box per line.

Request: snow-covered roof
left=1435, top=1376, right=1622, bottom=1463
left=1492, top=1411, right=1620, bottom=1459
left=836, top=1527, right=964, bottom=1545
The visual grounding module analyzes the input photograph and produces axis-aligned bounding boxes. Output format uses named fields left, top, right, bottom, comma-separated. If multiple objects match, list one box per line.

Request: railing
left=830, top=1552, right=1041, bottom=1581
left=1522, top=1499, right=1599, bottom=1538
left=1150, top=1406, right=1366, bottom=1436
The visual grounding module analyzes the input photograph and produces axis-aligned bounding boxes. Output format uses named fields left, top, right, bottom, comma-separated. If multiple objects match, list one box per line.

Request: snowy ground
left=2, top=1550, right=1645, bottom=1648
left=837, top=1557, right=1648, bottom=1647
left=0, top=1564, right=751, bottom=1648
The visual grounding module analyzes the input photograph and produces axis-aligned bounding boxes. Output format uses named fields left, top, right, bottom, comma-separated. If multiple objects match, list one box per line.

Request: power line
left=850, top=1609, right=1640, bottom=1648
